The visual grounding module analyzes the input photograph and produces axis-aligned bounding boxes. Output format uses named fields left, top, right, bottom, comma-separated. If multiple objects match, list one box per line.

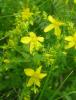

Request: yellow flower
left=21, top=32, right=44, bottom=54
left=24, top=66, right=47, bottom=87
left=65, top=32, right=76, bottom=49
left=21, top=8, right=33, bottom=21
left=44, top=15, right=64, bottom=37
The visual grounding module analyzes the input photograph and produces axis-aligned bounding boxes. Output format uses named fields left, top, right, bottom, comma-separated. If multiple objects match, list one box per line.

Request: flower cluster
left=65, top=32, right=76, bottom=49
left=24, top=66, right=47, bottom=87
left=44, top=15, right=64, bottom=37
left=20, top=9, right=76, bottom=94
left=21, top=32, right=44, bottom=54
left=21, top=8, right=33, bottom=21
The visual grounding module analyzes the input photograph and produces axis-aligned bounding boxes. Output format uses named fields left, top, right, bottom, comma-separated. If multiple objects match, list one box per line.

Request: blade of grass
left=50, top=70, right=73, bottom=100
left=56, top=91, right=76, bottom=100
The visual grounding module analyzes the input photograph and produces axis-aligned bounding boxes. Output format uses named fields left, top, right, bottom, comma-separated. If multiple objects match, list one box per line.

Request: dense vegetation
left=0, top=0, right=76, bottom=100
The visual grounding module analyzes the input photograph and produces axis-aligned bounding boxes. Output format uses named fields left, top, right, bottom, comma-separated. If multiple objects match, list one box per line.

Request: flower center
left=31, top=36, right=38, bottom=43
left=33, top=73, right=39, bottom=79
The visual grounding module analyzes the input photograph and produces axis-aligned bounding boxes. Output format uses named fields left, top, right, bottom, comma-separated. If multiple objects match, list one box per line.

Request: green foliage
left=0, top=0, right=76, bottom=100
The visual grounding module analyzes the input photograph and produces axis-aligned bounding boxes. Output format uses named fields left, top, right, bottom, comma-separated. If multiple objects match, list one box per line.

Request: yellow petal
left=21, top=37, right=30, bottom=44
left=34, top=79, right=40, bottom=87
left=30, top=42, right=35, bottom=54
left=29, top=32, right=36, bottom=38
left=27, top=78, right=34, bottom=87
left=39, top=73, right=47, bottom=79
left=37, top=37, right=44, bottom=42
left=65, top=42, right=75, bottom=49
left=65, top=36, right=73, bottom=41
left=48, top=15, right=64, bottom=26
left=48, top=15, right=56, bottom=23
left=44, top=24, right=55, bottom=32
left=36, top=66, right=42, bottom=73
left=24, top=68, right=34, bottom=76
left=55, top=27, right=61, bottom=37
